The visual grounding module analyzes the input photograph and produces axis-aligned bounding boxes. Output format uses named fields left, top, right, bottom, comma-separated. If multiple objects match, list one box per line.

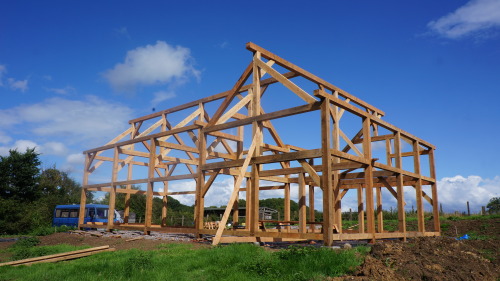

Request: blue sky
left=1, top=0, right=499, bottom=212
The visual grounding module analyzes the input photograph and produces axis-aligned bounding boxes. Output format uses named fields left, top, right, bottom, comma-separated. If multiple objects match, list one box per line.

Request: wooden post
left=245, top=179, right=251, bottom=229
left=376, top=186, right=383, bottom=232
left=309, top=185, right=315, bottom=231
left=428, top=149, right=440, bottom=232
left=467, top=201, right=470, bottom=216
left=413, top=141, right=425, bottom=233
left=232, top=176, right=239, bottom=225
left=195, top=132, right=206, bottom=236
left=78, top=153, right=90, bottom=229
left=362, top=117, right=376, bottom=240
left=107, top=147, right=119, bottom=232
left=321, top=98, right=334, bottom=246
left=357, top=184, right=365, bottom=233
left=145, top=138, right=156, bottom=234
left=123, top=162, right=133, bottom=224
left=394, top=131, right=406, bottom=240
left=250, top=52, right=262, bottom=236
left=298, top=173, right=306, bottom=233
left=284, top=182, right=291, bottom=231
left=162, top=183, right=168, bottom=227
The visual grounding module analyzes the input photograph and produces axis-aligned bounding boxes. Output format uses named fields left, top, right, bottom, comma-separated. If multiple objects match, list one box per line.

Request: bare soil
left=335, top=217, right=500, bottom=280
left=1, top=217, right=499, bottom=280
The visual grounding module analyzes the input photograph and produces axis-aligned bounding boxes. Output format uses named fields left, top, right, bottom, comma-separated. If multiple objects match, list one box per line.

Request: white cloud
left=436, top=175, right=500, bottom=213
left=45, top=86, right=76, bottom=95
left=0, top=139, right=40, bottom=156
left=62, top=153, right=85, bottom=173
left=0, top=96, right=134, bottom=145
left=151, top=90, right=176, bottom=107
left=42, top=142, right=68, bottom=156
left=115, top=27, right=131, bottom=39
left=0, top=131, right=12, bottom=144
left=7, top=78, right=28, bottom=92
left=428, top=0, right=500, bottom=39
left=0, top=65, right=6, bottom=86
left=66, top=153, right=84, bottom=165
left=103, top=41, right=200, bottom=93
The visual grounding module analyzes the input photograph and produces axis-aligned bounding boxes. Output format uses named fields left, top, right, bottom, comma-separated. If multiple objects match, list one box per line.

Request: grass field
left=0, top=242, right=369, bottom=281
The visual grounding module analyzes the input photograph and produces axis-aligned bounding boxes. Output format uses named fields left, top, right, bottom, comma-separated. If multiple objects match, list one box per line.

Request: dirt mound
left=333, top=217, right=500, bottom=281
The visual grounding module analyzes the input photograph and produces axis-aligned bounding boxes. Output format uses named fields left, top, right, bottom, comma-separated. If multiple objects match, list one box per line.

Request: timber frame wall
left=79, top=43, right=440, bottom=245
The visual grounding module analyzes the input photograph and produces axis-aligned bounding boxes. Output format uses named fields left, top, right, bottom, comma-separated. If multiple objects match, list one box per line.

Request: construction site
left=77, top=42, right=441, bottom=246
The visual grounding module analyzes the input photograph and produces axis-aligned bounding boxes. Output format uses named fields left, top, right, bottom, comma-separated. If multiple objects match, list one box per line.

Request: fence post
left=467, top=201, right=470, bottom=216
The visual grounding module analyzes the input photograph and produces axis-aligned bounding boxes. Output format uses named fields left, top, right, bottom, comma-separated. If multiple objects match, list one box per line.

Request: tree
left=486, top=197, right=500, bottom=214
left=0, top=148, right=41, bottom=202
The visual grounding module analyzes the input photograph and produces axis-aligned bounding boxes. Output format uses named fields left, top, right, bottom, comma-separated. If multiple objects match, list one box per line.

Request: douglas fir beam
left=414, top=140, right=425, bottom=233
left=321, top=98, right=334, bottom=246
left=284, top=182, right=291, bottom=231
left=394, top=131, right=406, bottom=240
left=107, top=147, right=119, bottom=232
left=195, top=105, right=206, bottom=237
left=357, top=184, right=365, bottom=233
left=309, top=185, right=315, bottom=231
left=78, top=154, right=90, bottom=229
left=363, top=117, right=376, bottom=240
left=250, top=52, right=262, bottom=236
left=145, top=138, right=156, bottom=234
left=298, top=173, right=307, bottom=233
left=331, top=100, right=342, bottom=233
left=376, top=187, right=383, bottom=232
left=124, top=162, right=133, bottom=224
left=429, top=149, right=440, bottom=233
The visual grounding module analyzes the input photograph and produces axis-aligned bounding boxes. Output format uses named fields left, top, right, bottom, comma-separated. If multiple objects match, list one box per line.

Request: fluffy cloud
left=436, top=175, right=500, bottom=212
left=151, top=90, right=176, bottom=107
left=428, top=0, right=500, bottom=39
left=0, top=65, right=6, bottom=86
left=45, top=86, right=76, bottom=95
left=0, top=96, right=134, bottom=145
left=7, top=78, right=28, bottom=92
left=0, top=139, right=40, bottom=156
left=0, top=139, right=71, bottom=157
left=103, top=41, right=200, bottom=93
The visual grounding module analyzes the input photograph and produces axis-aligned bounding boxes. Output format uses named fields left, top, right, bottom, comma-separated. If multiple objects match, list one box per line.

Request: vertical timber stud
left=394, top=131, right=406, bottom=240
left=284, top=183, right=291, bottom=231
left=107, top=147, right=119, bottom=232
left=145, top=138, right=156, bottom=234
left=309, top=185, right=315, bottom=231
left=78, top=153, right=90, bottom=229
left=298, top=173, right=306, bottom=233
left=161, top=113, right=168, bottom=227
left=331, top=99, right=342, bottom=233
left=429, top=149, right=440, bottom=233
left=124, top=162, right=133, bottom=224
left=196, top=104, right=207, bottom=237
left=321, top=98, right=334, bottom=246
left=357, top=184, right=365, bottom=233
left=250, top=51, right=261, bottom=236
left=414, top=140, right=425, bottom=233
left=376, top=187, right=383, bottom=232
left=362, top=117, right=376, bottom=242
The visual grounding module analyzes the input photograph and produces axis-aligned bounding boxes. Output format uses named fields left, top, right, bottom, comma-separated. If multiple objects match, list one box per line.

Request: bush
left=11, top=237, right=40, bottom=249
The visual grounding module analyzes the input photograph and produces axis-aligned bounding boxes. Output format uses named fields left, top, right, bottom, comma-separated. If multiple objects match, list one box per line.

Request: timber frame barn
left=78, top=43, right=440, bottom=245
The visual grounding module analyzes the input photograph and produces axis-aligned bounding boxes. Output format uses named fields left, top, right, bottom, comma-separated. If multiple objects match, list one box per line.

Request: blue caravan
left=52, top=204, right=123, bottom=227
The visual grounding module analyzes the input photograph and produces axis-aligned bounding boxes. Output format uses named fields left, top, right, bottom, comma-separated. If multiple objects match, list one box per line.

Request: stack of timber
left=0, top=246, right=114, bottom=267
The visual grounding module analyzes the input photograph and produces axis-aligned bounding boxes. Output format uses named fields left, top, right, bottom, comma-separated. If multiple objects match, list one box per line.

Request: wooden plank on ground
left=0, top=246, right=114, bottom=267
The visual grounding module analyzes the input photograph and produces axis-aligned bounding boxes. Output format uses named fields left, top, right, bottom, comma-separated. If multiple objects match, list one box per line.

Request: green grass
left=0, top=243, right=370, bottom=281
